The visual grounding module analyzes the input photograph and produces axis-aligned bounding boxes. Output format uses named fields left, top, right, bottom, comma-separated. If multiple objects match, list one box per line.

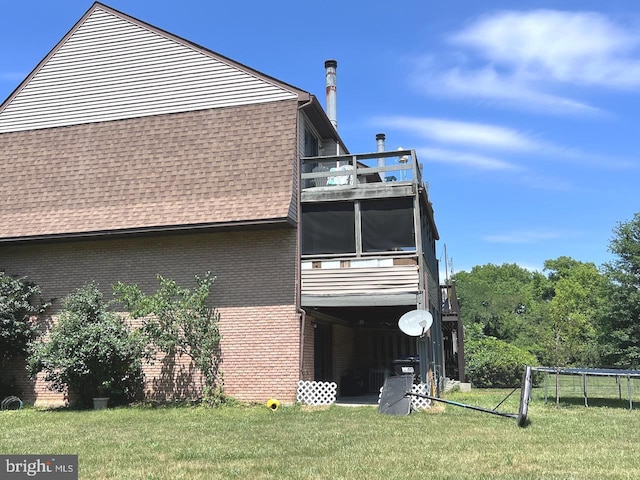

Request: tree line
left=453, top=212, right=640, bottom=374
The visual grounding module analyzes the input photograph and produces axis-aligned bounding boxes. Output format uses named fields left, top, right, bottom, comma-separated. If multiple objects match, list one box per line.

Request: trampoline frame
left=532, top=366, right=640, bottom=410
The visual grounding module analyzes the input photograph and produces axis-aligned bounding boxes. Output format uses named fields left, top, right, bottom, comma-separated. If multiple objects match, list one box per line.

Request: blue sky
left=1, top=1, right=639, bottom=277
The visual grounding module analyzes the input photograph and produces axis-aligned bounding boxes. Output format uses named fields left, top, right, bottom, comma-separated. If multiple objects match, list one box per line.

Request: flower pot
left=93, top=397, right=109, bottom=410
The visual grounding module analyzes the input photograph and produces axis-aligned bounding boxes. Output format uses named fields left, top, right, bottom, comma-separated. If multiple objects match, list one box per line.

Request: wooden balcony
left=441, top=283, right=465, bottom=381
left=441, top=284, right=460, bottom=317
left=301, top=255, right=421, bottom=307
left=300, top=149, right=437, bottom=310
left=301, top=149, right=425, bottom=202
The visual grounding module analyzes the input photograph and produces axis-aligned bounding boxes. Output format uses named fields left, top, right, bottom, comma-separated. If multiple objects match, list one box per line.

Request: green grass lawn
left=2, top=388, right=640, bottom=479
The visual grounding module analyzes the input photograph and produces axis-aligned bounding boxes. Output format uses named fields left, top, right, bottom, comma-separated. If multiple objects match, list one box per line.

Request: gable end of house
left=0, top=2, right=307, bottom=133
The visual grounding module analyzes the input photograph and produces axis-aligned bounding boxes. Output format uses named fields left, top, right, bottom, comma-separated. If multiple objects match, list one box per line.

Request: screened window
left=304, top=127, right=319, bottom=157
left=361, top=198, right=415, bottom=252
left=302, top=202, right=355, bottom=255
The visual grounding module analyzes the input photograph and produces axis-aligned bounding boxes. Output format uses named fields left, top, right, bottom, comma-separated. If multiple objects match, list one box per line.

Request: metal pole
left=493, top=386, right=519, bottom=411
left=324, top=60, right=337, bottom=130
left=628, top=375, right=633, bottom=411
left=406, top=392, right=517, bottom=419
left=617, top=376, right=622, bottom=400
left=544, top=372, right=548, bottom=404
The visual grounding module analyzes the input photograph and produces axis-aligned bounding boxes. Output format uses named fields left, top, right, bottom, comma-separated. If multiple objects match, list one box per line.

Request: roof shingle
left=0, top=100, right=299, bottom=240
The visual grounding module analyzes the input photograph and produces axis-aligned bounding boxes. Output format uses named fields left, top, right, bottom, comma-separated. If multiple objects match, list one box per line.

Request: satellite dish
left=398, top=310, right=433, bottom=337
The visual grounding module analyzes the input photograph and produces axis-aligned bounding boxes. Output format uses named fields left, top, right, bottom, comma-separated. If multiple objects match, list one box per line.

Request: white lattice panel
left=410, top=383, right=431, bottom=411
left=377, top=382, right=432, bottom=411
left=297, top=381, right=337, bottom=406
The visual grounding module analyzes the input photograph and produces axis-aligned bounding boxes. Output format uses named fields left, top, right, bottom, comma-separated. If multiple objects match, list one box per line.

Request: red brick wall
left=2, top=356, right=63, bottom=407
left=220, top=305, right=300, bottom=402
left=0, top=227, right=300, bottom=405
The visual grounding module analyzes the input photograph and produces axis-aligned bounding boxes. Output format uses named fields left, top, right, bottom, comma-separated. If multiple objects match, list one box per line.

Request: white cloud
left=482, top=230, right=570, bottom=244
left=376, top=115, right=637, bottom=171
left=378, top=116, right=540, bottom=151
left=411, top=9, right=640, bottom=113
left=422, top=67, right=604, bottom=115
left=450, top=10, right=640, bottom=88
left=417, top=147, right=519, bottom=171
left=536, top=143, right=638, bottom=170
left=417, top=146, right=575, bottom=190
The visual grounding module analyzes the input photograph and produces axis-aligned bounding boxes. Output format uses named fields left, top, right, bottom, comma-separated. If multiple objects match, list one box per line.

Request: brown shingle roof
left=0, top=100, right=299, bottom=240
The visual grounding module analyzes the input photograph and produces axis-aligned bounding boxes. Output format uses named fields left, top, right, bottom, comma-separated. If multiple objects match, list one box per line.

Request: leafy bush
left=114, top=273, right=225, bottom=406
left=465, top=337, right=537, bottom=388
left=0, top=272, right=49, bottom=368
left=28, top=283, right=144, bottom=408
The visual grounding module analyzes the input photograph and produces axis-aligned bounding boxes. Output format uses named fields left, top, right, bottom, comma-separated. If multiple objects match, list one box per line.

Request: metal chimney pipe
left=376, top=133, right=386, bottom=181
left=325, top=59, right=338, bottom=130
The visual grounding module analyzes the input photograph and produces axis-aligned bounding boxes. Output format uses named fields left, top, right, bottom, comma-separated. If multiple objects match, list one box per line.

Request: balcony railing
left=441, top=284, right=460, bottom=316
left=301, top=149, right=424, bottom=191
left=302, top=255, right=420, bottom=296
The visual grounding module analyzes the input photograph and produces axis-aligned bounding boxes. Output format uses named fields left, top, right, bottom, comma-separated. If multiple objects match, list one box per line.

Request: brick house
left=0, top=3, right=451, bottom=405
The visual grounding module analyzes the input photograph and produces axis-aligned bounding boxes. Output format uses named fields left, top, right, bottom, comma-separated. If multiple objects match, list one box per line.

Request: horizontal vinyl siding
left=302, top=265, right=420, bottom=295
left=0, top=7, right=298, bottom=133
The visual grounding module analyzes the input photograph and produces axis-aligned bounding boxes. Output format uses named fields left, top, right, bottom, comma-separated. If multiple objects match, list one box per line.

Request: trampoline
left=532, top=366, right=640, bottom=410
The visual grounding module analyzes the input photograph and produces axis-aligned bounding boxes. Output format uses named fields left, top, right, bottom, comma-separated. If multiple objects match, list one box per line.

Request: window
left=361, top=198, right=415, bottom=252
left=302, top=198, right=417, bottom=256
left=302, top=202, right=355, bottom=255
left=302, top=126, right=321, bottom=188
left=304, top=126, right=319, bottom=157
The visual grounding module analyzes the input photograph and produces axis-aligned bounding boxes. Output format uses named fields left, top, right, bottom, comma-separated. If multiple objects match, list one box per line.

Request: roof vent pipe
left=325, top=60, right=338, bottom=131
left=376, top=133, right=386, bottom=181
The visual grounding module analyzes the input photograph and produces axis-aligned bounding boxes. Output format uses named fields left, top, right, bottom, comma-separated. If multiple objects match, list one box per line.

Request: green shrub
left=28, top=283, right=145, bottom=408
left=114, top=273, right=224, bottom=406
left=465, top=337, right=537, bottom=388
left=0, top=272, right=49, bottom=368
